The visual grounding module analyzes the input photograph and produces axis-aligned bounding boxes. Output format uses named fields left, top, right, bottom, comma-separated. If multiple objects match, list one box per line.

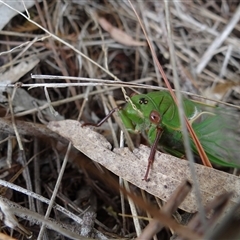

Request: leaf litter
left=0, top=0, right=240, bottom=239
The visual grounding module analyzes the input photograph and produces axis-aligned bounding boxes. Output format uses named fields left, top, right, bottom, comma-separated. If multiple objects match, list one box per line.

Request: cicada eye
left=149, top=110, right=161, bottom=124
left=139, top=98, right=148, bottom=105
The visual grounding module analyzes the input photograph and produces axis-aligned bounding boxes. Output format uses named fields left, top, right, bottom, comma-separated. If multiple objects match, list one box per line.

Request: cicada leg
left=143, top=126, right=163, bottom=181
left=82, top=107, right=119, bottom=127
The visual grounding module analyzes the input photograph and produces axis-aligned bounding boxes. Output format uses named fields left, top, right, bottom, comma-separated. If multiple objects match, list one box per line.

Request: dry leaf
left=5, top=88, right=64, bottom=121
left=98, top=17, right=146, bottom=47
left=0, top=1, right=41, bottom=31
left=1, top=58, right=40, bottom=84
left=48, top=120, right=240, bottom=213
left=0, top=58, right=63, bottom=121
left=0, top=232, right=17, bottom=240
left=204, top=81, right=239, bottom=104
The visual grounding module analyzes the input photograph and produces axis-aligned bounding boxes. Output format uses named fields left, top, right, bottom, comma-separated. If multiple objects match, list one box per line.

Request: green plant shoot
left=83, top=91, right=240, bottom=181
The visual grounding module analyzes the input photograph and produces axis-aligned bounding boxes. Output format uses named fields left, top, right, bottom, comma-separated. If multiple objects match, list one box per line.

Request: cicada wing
left=191, top=109, right=240, bottom=168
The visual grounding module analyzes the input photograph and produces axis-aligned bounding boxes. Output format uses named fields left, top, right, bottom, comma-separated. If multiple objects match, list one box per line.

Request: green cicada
left=84, top=91, right=240, bottom=180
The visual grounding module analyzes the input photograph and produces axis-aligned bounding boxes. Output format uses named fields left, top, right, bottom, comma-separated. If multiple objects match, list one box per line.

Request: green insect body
left=118, top=91, right=240, bottom=169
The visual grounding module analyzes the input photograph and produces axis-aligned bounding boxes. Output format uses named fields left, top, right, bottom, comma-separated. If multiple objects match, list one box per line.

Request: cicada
left=84, top=91, right=240, bottom=180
